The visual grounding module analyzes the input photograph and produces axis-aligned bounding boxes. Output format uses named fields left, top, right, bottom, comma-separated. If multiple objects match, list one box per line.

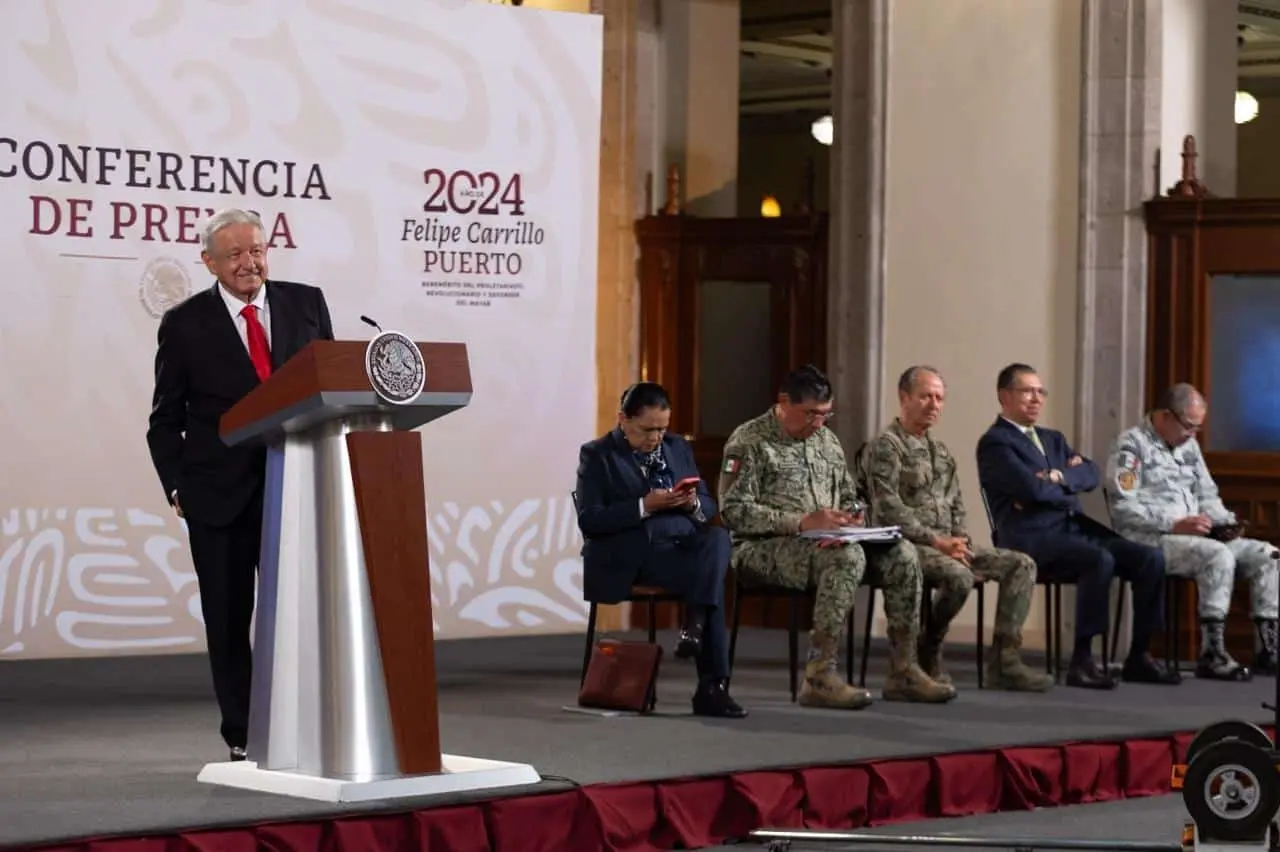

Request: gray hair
left=201, top=208, right=264, bottom=254
left=1155, top=382, right=1204, bottom=417
left=897, top=365, right=943, bottom=395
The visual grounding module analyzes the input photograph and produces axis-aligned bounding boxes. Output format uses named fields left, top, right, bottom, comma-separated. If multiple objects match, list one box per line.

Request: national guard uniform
left=719, top=409, right=955, bottom=708
left=1106, top=417, right=1279, bottom=678
left=861, top=420, right=1052, bottom=691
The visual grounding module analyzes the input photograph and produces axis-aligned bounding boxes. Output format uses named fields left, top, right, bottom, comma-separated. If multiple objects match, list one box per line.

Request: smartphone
left=1209, top=523, right=1242, bottom=542
left=674, top=476, right=701, bottom=492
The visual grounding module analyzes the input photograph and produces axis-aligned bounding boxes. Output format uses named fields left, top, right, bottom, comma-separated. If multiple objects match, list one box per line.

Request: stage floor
left=1, top=628, right=1274, bottom=849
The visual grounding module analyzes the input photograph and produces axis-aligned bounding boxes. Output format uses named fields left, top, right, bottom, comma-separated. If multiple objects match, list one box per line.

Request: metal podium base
left=196, top=754, right=541, bottom=803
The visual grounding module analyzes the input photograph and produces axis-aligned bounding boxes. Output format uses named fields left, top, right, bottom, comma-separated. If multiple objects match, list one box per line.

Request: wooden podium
left=195, top=338, right=540, bottom=802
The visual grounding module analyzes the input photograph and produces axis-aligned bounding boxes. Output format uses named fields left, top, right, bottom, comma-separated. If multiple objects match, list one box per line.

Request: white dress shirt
left=217, top=282, right=271, bottom=353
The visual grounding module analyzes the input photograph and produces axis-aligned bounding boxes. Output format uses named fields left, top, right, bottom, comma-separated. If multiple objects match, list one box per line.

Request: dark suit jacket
left=146, top=280, right=335, bottom=527
left=574, top=429, right=716, bottom=604
left=975, top=416, right=1100, bottom=550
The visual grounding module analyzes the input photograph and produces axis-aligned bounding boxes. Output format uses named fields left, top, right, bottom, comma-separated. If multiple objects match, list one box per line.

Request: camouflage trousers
left=917, top=545, right=1036, bottom=642
left=1160, top=535, right=1279, bottom=621
left=731, top=537, right=922, bottom=640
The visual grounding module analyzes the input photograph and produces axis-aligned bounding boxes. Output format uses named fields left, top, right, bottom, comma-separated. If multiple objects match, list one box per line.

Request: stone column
left=1075, top=0, right=1236, bottom=461
left=1074, top=0, right=1162, bottom=461
left=589, top=0, right=643, bottom=631
left=591, top=0, right=654, bottom=436
left=826, top=0, right=889, bottom=451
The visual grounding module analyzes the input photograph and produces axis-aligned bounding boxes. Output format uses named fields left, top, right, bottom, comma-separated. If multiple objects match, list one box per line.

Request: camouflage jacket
left=1105, top=416, right=1234, bottom=545
left=862, top=418, right=966, bottom=544
left=718, top=409, right=861, bottom=540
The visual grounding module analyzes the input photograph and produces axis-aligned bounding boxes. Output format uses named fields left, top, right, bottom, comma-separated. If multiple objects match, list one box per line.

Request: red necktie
left=240, top=305, right=272, bottom=382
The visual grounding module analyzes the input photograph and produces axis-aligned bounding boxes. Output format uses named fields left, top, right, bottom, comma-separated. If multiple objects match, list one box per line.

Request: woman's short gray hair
left=201, top=208, right=264, bottom=253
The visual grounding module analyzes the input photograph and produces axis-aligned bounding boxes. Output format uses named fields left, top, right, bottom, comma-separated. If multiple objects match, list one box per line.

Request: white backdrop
left=0, top=0, right=602, bottom=658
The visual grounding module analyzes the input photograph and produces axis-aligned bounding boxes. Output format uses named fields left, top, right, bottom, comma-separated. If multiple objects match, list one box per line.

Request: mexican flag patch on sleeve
left=723, top=457, right=741, bottom=474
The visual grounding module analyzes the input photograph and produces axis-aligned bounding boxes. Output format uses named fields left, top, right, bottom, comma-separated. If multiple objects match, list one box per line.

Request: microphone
left=360, top=315, right=383, bottom=333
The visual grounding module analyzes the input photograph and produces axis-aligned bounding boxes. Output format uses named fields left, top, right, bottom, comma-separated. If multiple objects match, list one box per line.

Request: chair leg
left=976, top=585, right=985, bottom=690
left=1108, top=581, right=1127, bottom=668
left=1042, top=586, right=1049, bottom=678
left=1100, top=603, right=1111, bottom=669
left=1171, top=579, right=1184, bottom=672
left=788, top=595, right=800, bottom=703
left=1053, top=586, right=1063, bottom=681
left=846, top=605, right=855, bottom=686
left=581, top=603, right=598, bottom=687
left=728, top=580, right=744, bottom=677
left=859, top=589, right=876, bottom=687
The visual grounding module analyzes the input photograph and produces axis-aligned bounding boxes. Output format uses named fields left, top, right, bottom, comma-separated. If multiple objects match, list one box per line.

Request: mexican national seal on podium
left=365, top=331, right=426, bottom=405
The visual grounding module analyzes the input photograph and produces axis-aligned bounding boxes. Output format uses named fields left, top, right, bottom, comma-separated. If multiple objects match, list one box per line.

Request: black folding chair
left=727, top=576, right=856, bottom=702
left=572, top=491, right=684, bottom=686
left=979, top=487, right=1117, bottom=681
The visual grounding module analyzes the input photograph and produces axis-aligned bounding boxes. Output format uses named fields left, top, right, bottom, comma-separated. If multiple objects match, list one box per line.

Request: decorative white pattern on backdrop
left=0, top=0, right=602, bottom=658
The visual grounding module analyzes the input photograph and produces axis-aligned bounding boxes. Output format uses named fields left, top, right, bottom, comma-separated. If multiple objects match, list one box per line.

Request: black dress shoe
left=1066, top=658, right=1117, bottom=690
left=674, top=626, right=703, bottom=660
left=230, top=746, right=248, bottom=762
left=1121, top=653, right=1181, bottom=685
left=692, top=679, right=747, bottom=718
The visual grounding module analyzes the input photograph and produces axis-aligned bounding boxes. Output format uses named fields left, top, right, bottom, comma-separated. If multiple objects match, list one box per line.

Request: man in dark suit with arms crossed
left=146, top=208, right=335, bottom=760
left=575, top=382, right=746, bottom=718
left=976, top=363, right=1177, bottom=690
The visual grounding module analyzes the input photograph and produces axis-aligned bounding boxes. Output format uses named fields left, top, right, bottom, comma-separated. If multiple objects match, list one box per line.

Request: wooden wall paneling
left=1144, top=142, right=1280, bottom=663
left=632, top=210, right=829, bottom=634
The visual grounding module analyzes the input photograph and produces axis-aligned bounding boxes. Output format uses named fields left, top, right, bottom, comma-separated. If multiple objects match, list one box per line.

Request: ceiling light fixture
left=811, top=115, right=833, bottom=146
left=1236, top=90, right=1259, bottom=125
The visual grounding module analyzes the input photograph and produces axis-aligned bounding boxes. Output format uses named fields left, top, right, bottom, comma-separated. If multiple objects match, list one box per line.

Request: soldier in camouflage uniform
left=718, top=365, right=955, bottom=709
left=1106, top=383, right=1279, bottom=680
left=861, top=367, right=1052, bottom=692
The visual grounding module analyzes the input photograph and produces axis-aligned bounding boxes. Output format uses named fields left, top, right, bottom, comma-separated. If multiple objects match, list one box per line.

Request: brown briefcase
left=578, top=638, right=663, bottom=713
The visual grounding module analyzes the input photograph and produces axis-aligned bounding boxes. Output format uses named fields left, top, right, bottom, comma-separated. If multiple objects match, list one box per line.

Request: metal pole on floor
left=748, top=828, right=1185, bottom=852
left=1263, top=564, right=1280, bottom=732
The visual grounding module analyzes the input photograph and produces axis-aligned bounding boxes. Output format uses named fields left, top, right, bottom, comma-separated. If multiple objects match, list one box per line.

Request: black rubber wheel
left=1183, top=739, right=1280, bottom=842
left=1186, top=719, right=1274, bottom=765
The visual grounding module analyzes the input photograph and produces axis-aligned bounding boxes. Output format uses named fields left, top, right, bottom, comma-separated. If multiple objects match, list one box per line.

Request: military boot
left=883, top=627, right=956, bottom=703
left=985, top=631, right=1054, bottom=692
left=797, top=631, right=873, bottom=710
left=917, top=628, right=952, bottom=685
left=1195, top=618, right=1252, bottom=681
left=1254, top=618, right=1278, bottom=677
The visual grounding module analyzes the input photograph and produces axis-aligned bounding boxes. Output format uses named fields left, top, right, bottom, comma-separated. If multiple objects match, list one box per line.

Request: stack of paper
left=798, top=525, right=902, bottom=543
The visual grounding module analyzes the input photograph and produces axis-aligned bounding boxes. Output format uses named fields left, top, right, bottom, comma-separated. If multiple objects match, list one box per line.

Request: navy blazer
left=574, top=429, right=717, bottom=604
left=975, top=416, right=1100, bottom=549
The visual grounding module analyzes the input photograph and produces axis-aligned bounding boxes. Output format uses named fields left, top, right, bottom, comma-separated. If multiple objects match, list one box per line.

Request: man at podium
left=145, top=208, right=335, bottom=761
